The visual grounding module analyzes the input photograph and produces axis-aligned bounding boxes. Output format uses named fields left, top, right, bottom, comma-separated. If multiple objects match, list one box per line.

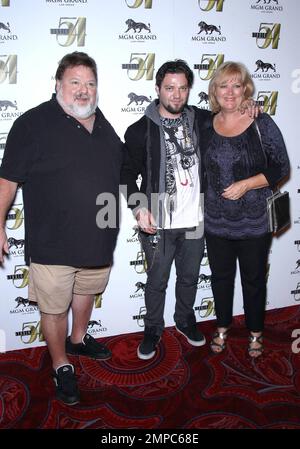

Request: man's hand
left=222, top=180, right=249, bottom=201
left=135, top=208, right=157, bottom=234
left=239, top=98, right=262, bottom=118
left=0, top=227, right=9, bottom=264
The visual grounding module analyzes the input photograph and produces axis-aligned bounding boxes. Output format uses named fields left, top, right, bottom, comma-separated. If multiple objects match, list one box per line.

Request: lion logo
left=8, top=237, right=25, bottom=249
left=127, top=92, right=152, bottom=106
left=125, top=19, right=151, bottom=33
left=0, top=100, right=18, bottom=111
left=0, top=22, right=10, bottom=33
left=255, top=60, right=276, bottom=73
left=198, top=91, right=209, bottom=105
left=198, top=21, right=221, bottom=35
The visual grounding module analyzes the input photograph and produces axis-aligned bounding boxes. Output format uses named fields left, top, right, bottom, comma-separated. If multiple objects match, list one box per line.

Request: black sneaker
left=53, top=364, right=80, bottom=406
left=137, top=329, right=161, bottom=360
left=66, top=333, right=112, bottom=360
left=175, top=324, right=206, bottom=347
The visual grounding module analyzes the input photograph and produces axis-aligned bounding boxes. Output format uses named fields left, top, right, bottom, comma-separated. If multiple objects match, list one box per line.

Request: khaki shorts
left=28, top=263, right=111, bottom=314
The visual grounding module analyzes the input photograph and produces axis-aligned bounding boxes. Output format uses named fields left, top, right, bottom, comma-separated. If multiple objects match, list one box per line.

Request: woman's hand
left=222, top=180, right=249, bottom=200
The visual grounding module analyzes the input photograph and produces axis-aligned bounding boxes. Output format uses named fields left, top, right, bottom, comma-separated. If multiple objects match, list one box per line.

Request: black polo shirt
left=0, top=95, right=123, bottom=266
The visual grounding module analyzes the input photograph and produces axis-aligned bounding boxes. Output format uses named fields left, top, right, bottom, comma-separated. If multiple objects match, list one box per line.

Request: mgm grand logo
left=130, top=281, right=146, bottom=299
left=15, top=320, right=45, bottom=345
left=252, top=59, right=280, bottom=81
left=50, top=17, right=86, bottom=47
left=194, top=297, right=215, bottom=318
left=126, top=227, right=139, bottom=244
left=251, top=0, right=283, bottom=12
left=197, top=273, right=212, bottom=290
left=291, top=259, right=300, bottom=275
left=0, top=99, right=22, bottom=121
left=192, top=21, right=226, bottom=44
left=7, top=265, right=29, bottom=289
left=119, top=19, right=157, bottom=42
left=10, top=296, right=38, bottom=315
left=7, top=236, right=25, bottom=257
left=194, top=54, right=224, bottom=81
left=0, top=21, right=18, bottom=42
left=46, top=0, right=88, bottom=5
left=87, top=319, right=107, bottom=334
left=121, top=92, right=152, bottom=114
left=197, top=91, right=209, bottom=110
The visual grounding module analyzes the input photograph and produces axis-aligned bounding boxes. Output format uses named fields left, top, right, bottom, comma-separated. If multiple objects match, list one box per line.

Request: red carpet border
left=0, top=305, right=300, bottom=429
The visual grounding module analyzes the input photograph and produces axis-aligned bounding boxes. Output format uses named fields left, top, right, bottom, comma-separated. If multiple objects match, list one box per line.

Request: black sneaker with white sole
left=53, top=364, right=80, bottom=406
left=137, top=329, right=161, bottom=360
left=66, top=333, right=112, bottom=360
left=175, top=324, right=206, bottom=347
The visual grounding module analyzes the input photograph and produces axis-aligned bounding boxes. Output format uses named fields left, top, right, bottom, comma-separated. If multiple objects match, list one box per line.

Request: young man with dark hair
left=121, top=59, right=209, bottom=360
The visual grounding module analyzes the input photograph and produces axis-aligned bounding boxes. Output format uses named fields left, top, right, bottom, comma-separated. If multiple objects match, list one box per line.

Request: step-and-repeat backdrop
left=0, top=0, right=299, bottom=352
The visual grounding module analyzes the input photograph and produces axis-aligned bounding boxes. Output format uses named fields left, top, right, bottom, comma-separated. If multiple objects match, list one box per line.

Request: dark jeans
left=205, top=232, right=272, bottom=332
left=139, top=228, right=205, bottom=336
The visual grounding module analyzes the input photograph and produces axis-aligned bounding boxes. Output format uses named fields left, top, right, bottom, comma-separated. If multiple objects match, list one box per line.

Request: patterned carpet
left=1, top=305, right=300, bottom=430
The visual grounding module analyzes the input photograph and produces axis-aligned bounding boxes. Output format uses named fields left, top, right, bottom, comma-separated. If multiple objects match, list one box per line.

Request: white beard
left=56, top=89, right=98, bottom=119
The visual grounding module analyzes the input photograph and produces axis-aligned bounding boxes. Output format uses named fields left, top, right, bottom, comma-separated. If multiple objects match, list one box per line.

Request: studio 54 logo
left=15, top=320, right=45, bottom=345
left=250, top=0, right=283, bottom=13
left=130, top=249, right=147, bottom=274
left=0, top=0, right=10, bottom=6
left=291, top=282, right=300, bottom=302
left=194, top=297, right=215, bottom=318
left=125, top=0, right=152, bottom=8
left=198, top=0, right=224, bottom=12
left=294, top=189, right=300, bottom=225
left=0, top=131, right=7, bottom=163
left=132, top=306, right=146, bottom=327
left=7, top=264, right=29, bottom=289
left=255, top=90, right=278, bottom=115
left=50, top=17, right=86, bottom=47
left=0, top=54, right=16, bottom=83
left=252, top=23, right=281, bottom=49
left=122, top=52, right=155, bottom=81
left=6, top=203, right=24, bottom=230
left=194, top=54, right=224, bottom=81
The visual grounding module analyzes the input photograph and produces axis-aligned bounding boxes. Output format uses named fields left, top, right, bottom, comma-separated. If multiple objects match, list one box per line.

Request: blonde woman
left=201, top=61, right=290, bottom=357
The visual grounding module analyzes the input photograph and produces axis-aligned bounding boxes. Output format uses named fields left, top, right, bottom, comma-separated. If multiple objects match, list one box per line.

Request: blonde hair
left=208, top=61, right=255, bottom=113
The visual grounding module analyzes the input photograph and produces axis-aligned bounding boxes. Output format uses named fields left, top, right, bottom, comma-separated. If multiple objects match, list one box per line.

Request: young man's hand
left=135, top=208, right=157, bottom=234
